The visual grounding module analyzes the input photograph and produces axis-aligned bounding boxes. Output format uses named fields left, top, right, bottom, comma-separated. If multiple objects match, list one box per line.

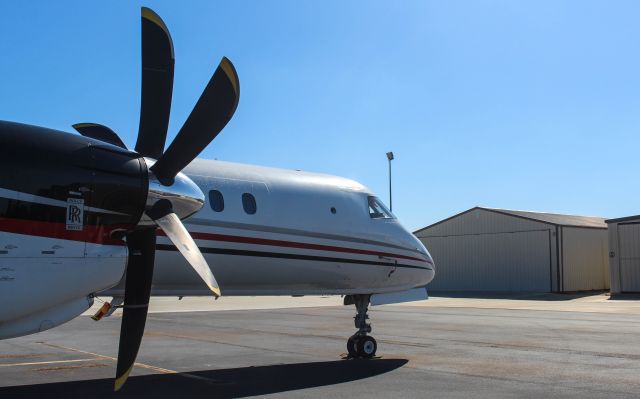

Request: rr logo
left=66, top=198, right=84, bottom=231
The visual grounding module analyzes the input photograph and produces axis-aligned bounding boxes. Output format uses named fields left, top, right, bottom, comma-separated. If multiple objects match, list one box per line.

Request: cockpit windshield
left=368, top=196, right=394, bottom=219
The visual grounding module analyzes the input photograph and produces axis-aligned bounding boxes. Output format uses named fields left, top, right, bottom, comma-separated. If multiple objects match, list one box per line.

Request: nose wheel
left=344, top=294, right=377, bottom=359
left=347, top=335, right=377, bottom=358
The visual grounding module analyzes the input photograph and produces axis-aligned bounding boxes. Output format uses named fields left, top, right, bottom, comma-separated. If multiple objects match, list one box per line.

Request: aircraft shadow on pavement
left=0, top=358, right=408, bottom=399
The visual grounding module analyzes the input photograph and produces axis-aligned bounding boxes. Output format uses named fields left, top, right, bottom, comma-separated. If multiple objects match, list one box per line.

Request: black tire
left=356, top=336, right=377, bottom=358
left=347, top=336, right=358, bottom=357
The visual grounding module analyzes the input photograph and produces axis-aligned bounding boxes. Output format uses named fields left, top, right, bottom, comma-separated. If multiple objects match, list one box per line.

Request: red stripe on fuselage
left=0, top=217, right=127, bottom=246
left=158, top=230, right=430, bottom=264
left=0, top=218, right=430, bottom=264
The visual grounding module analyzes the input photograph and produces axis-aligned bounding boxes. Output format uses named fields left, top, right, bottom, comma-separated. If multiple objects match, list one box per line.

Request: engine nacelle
left=0, top=249, right=127, bottom=339
left=0, top=296, right=94, bottom=339
left=0, top=121, right=148, bottom=339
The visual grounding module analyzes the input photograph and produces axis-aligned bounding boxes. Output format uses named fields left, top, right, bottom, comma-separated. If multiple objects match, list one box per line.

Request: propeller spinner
left=74, top=7, right=239, bottom=390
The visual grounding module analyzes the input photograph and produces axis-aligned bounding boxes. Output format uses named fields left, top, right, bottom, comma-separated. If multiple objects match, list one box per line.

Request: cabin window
left=209, top=190, right=224, bottom=212
left=368, top=196, right=394, bottom=219
left=242, top=193, right=257, bottom=215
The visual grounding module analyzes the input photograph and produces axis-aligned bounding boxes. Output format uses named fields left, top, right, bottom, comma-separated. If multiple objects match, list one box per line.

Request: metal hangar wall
left=415, top=207, right=609, bottom=293
left=606, top=215, right=640, bottom=294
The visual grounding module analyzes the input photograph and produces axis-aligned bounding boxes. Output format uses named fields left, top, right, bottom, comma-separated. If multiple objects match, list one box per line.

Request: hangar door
left=425, top=230, right=551, bottom=292
left=618, top=223, right=640, bottom=292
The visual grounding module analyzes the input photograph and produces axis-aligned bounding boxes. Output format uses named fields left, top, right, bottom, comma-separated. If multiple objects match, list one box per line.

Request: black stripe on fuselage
left=186, top=217, right=424, bottom=255
left=156, top=244, right=432, bottom=271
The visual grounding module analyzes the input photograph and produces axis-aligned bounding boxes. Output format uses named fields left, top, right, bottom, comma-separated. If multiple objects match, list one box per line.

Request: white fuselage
left=0, top=158, right=434, bottom=339
left=107, top=158, right=434, bottom=296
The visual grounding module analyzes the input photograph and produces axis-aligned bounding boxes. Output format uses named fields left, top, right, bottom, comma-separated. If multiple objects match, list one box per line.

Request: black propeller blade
left=151, top=57, right=240, bottom=185
left=115, top=228, right=156, bottom=391
left=72, top=123, right=127, bottom=149
left=110, top=7, right=236, bottom=391
left=134, top=7, right=175, bottom=159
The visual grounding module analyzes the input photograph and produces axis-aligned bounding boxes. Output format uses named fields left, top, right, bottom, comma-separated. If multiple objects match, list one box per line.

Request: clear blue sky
left=1, top=1, right=638, bottom=231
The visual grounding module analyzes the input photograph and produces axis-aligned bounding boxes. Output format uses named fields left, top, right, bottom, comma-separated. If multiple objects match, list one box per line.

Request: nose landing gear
left=345, top=294, right=377, bottom=358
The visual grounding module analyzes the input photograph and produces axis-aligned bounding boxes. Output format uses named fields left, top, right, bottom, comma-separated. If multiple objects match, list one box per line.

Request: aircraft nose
left=412, top=235, right=435, bottom=285
left=411, top=235, right=433, bottom=264
left=423, top=261, right=435, bottom=285
left=422, top=249, right=434, bottom=267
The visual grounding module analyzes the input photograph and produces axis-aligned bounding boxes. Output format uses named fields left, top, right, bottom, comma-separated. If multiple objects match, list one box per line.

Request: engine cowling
left=0, top=121, right=148, bottom=338
left=0, top=295, right=93, bottom=339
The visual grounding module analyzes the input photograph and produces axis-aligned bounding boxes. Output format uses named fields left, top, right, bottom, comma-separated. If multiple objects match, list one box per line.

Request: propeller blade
left=154, top=212, right=220, bottom=297
left=150, top=57, right=240, bottom=185
left=72, top=123, right=127, bottom=149
left=134, top=7, right=175, bottom=159
left=114, top=228, right=157, bottom=391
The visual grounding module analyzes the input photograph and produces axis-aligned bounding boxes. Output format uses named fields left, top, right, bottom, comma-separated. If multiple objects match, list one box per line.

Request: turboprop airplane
left=0, top=7, right=435, bottom=391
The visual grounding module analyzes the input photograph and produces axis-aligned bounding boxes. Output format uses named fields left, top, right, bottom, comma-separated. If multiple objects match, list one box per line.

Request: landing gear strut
left=344, top=294, right=377, bottom=358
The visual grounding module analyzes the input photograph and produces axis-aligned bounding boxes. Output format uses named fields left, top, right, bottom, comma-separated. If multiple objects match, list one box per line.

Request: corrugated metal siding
left=561, top=227, right=609, bottom=291
left=607, top=222, right=622, bottom=294
left=607, top=221, right=622, bottom=294
left=423, top=230, right=551, bottom=292
left=418, top=207, right=614, bottom=293
left=618, top=223, right=640, bottom=292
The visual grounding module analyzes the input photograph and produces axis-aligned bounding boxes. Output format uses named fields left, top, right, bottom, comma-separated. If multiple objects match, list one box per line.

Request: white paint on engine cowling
left=0, top=233, right=127, bottom=338
left=0, top=296, right=93, bottom=339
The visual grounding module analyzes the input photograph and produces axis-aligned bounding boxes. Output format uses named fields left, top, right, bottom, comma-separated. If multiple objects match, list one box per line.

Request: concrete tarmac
left=1, top=294, right=640, bottom=398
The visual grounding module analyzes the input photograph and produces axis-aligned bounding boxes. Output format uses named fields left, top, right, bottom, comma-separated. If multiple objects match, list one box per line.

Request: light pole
left=386, top=151, right=394, bottom=212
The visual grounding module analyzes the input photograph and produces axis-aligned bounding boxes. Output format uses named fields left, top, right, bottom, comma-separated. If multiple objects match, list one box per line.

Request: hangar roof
left=484, top=207, right=607, bottom=228
left=605, top=215, right=640, bottom=224
left=415, top=206, right=607, bottom=234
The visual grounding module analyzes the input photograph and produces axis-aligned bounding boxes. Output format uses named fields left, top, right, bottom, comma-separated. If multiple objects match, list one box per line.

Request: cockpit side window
left=368, top=196, right=394, bottom=219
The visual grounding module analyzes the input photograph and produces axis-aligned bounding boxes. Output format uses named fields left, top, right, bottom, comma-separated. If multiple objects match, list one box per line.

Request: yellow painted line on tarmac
left=38, top=342, right=176, bottom=375
left=0, top=358, right=97, bottom=367
left=0, top=353, right=49, bottom=359
left=36, top=341, right=223, bottom=384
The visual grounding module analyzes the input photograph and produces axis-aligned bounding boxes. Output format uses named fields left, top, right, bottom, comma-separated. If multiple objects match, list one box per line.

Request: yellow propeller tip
left=72, top=123, right=98, bottom=129
left=219, top=57, right=239, bottom=98
left=114, top=365, right=134, bottom=391
left=141, top=7, right=174, bottom=59
left=209, top=285, right=221, bottom=298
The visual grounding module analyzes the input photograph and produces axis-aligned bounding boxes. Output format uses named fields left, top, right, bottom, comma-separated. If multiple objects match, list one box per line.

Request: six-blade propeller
left=74, top=7, right=239, bottom=391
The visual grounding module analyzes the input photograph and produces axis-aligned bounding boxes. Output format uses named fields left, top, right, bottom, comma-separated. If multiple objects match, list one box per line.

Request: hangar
left=414, top=207, right=609, bottom=293
left=606, top=215, right=640, bottom=294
